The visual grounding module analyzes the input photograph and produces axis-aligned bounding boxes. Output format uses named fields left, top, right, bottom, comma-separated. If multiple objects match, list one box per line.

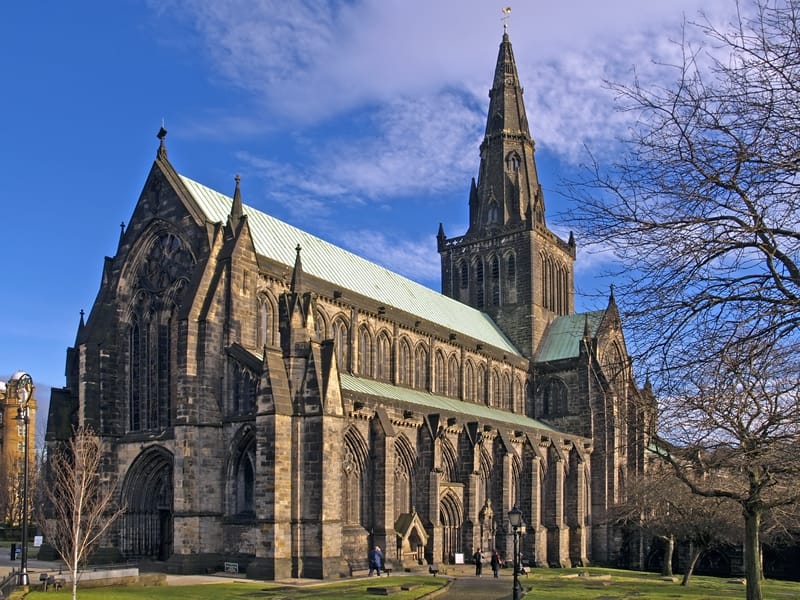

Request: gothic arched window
left=398, top=338, right=411, bottom=386
left=332, top=317, right=350, bottom=372
left=475, top=260, right=485, bottom=309
left=231, top=364, right=257, bottom=415
left=487, top=201, right=500, bottom=224
left=490, top=255, right=500, bottom=306
left=542, top=378, right=568, bottom=416
left=229, top=428, right=256, bottom=517
left=376, top=330, right=392, bottom=382
left=358, top=325, right=372, bottom=377
left=414, top=344, right=429, bottom=390
left=505, top=253, right=517, bottom=304
left=464, top=361, right=476, bottom=402
left=343, top=428, right=370, bottom=526
left=257, top=294, right=277, bottom=349
left=435, top=350, right=446, bottom=395
left=448, top=355, right=460, bottom=398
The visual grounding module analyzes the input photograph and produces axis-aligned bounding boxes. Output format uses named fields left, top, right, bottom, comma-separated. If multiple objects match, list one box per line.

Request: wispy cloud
left=337, top=229, right=441, bottom=286
left=151, top=0, right=742, bottom=289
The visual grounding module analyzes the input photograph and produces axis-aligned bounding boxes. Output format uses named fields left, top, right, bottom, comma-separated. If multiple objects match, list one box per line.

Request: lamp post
left=508, top=505, right=525, bottom=600
left=14, top=372, right=33, bottom=587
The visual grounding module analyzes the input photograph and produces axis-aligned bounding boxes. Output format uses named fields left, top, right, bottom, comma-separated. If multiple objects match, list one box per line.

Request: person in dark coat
left=490, top=549, right=502, bottom=578
left=474, top=548, right=484, bottom=576
left=368, top=545, right=383, bottom=576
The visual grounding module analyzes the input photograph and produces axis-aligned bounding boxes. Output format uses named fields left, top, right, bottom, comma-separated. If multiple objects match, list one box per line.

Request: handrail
left=0, top=568, right=19, bottom=598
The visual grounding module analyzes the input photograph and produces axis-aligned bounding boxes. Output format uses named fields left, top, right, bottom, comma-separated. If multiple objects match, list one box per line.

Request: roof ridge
left=179, top=174, right=522, bottom=356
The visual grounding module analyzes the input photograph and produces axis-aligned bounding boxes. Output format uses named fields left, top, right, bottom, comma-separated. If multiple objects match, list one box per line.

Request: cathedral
left=47, top=31, right=651, bottom=579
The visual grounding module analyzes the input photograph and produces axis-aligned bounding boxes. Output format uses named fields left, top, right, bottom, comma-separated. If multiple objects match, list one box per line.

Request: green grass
left=19, top=568, right=800, bottom=599
left=515, top=567, right=800, bottom=599
left=23, top=575, right=445, bottom=600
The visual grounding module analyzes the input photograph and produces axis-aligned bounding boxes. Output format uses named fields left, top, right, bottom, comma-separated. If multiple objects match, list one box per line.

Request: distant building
left=47, top=31, right=652, bottom=578
left=0, top=372, right=36, bottom=525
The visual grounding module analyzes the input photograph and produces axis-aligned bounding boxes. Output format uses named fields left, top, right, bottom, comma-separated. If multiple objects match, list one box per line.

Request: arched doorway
left=120, top=446, right=174, bottom=561
left=440, top=491, right=464, bottom=564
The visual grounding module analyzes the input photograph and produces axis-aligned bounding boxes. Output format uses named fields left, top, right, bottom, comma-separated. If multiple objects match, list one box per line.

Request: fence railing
left=0, top=569, right=19, bottom=599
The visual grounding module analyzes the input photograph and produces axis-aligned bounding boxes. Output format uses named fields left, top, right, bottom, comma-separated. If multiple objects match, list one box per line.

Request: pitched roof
left=180, top=174, right=521, bottom=356
left=341, top=373, right=555, bottom=432
left=535, top=310, right=606, bottom=362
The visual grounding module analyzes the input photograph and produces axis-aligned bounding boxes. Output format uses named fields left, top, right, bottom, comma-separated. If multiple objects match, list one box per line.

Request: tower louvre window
left=491, top=255, right=500, bottom=306
left=487, top=202, right=500, bottom=224
left=475, top=261, right=485, bottom=309
left=459, top=261, right=468, bottom=289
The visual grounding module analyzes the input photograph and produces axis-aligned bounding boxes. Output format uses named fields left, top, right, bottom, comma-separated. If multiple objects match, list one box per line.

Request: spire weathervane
left=502, top=6, right=512, bottom=32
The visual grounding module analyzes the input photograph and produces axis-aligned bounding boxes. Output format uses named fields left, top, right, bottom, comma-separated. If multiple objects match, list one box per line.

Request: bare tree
left=614, top=468, right=739, bottom=584
left=567, top=0, right=800, bottom=375
left=651, top=337, right=800, bottom=600
left=564, top=3, right=800, bottom=599
left=37, top=426, right=125, bottom=600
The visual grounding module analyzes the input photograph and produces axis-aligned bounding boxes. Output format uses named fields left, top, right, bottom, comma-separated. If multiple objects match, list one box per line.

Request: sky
left=0, top=0, right=741, bottom=411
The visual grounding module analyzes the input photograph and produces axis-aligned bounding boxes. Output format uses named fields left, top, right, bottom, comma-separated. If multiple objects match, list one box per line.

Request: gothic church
left=47, top=31, right=650, bottom=579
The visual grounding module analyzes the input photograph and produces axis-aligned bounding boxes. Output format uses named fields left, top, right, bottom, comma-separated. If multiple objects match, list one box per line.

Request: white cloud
left=156, top=0, right=741, bottom=163
left=151, top=0, right=744, bottom=292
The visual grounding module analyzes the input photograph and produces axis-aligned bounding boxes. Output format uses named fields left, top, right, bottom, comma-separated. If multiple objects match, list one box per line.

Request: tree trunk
left=661, top=535, right=674, bottom=576
left=680, top=545, right=703, bottom=587
left=743, top=508, right=762, bottom=600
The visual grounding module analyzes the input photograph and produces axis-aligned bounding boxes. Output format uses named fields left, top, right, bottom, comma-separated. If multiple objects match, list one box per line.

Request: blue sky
left=1, top=0, right=739, bottom=406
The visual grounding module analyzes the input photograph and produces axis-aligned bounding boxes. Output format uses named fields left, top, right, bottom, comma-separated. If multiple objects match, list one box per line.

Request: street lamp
left=13, top=372, right=33, bottom=586
left=508, top=505, right=525, bottom=600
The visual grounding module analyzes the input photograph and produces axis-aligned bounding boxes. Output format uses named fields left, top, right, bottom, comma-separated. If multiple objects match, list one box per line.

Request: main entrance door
left=120, top=447, right=174, bottom=560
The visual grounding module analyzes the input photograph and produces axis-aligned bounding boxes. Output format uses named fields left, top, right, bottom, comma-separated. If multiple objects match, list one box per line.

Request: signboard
left=34, top=536, right=43, bottom=547
left=454, top=552, right=464, bottom=564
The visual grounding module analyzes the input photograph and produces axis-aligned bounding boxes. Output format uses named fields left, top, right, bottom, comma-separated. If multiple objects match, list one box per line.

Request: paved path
left=434, top=570, right=531, bottom=600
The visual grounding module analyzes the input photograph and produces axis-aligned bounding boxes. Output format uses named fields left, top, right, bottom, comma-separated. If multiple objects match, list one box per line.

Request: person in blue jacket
left=368, top=545, right=384, bottom=576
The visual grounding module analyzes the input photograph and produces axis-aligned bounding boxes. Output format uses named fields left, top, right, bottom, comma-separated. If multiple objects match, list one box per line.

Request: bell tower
left=438, top=31, right=576, bottom=358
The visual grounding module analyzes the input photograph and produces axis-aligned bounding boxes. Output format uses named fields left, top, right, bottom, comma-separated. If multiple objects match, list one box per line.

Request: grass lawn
left=516, top=567, right=800, bottom=599
left=22, top=575, right=445, bottom=600
left=18, top=567, right=800, bottom=599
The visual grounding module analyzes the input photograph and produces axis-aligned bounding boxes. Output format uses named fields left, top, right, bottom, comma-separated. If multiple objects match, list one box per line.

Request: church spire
left=468, top=30, right=545, bottom=236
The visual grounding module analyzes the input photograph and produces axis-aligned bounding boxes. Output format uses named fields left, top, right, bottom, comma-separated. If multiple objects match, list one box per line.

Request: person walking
left=473, top=548, right=484, bottom=576
left=490, top=549, right=502, bottom=578
left=368, top=545, right=383, bottom=576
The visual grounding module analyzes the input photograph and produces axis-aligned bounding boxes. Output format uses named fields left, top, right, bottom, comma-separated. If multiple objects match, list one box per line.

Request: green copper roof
left=180, top=175, right=521, bottom=356
left=536, top=310, right=605, bottom=362
left=340, top=373, right=555, bottom=432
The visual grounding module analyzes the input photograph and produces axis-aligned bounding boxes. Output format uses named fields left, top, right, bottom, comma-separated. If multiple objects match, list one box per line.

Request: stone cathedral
left=47, top=31, right=651, bottom=579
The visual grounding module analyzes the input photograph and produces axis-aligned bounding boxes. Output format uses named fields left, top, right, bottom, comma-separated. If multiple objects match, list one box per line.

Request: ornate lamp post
left=508, top=505, right=525, bottom=600
left=14, top=372, right=33, bottom=586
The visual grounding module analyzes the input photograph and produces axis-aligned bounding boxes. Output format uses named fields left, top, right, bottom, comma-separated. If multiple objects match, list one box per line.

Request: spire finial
left=290, top=244, right=304, bottom=292
left=157, top=123, right=168, bottom=159
left=502, top=6, right=512, bottom=33
left=231, top=174, right=243, bottom=221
